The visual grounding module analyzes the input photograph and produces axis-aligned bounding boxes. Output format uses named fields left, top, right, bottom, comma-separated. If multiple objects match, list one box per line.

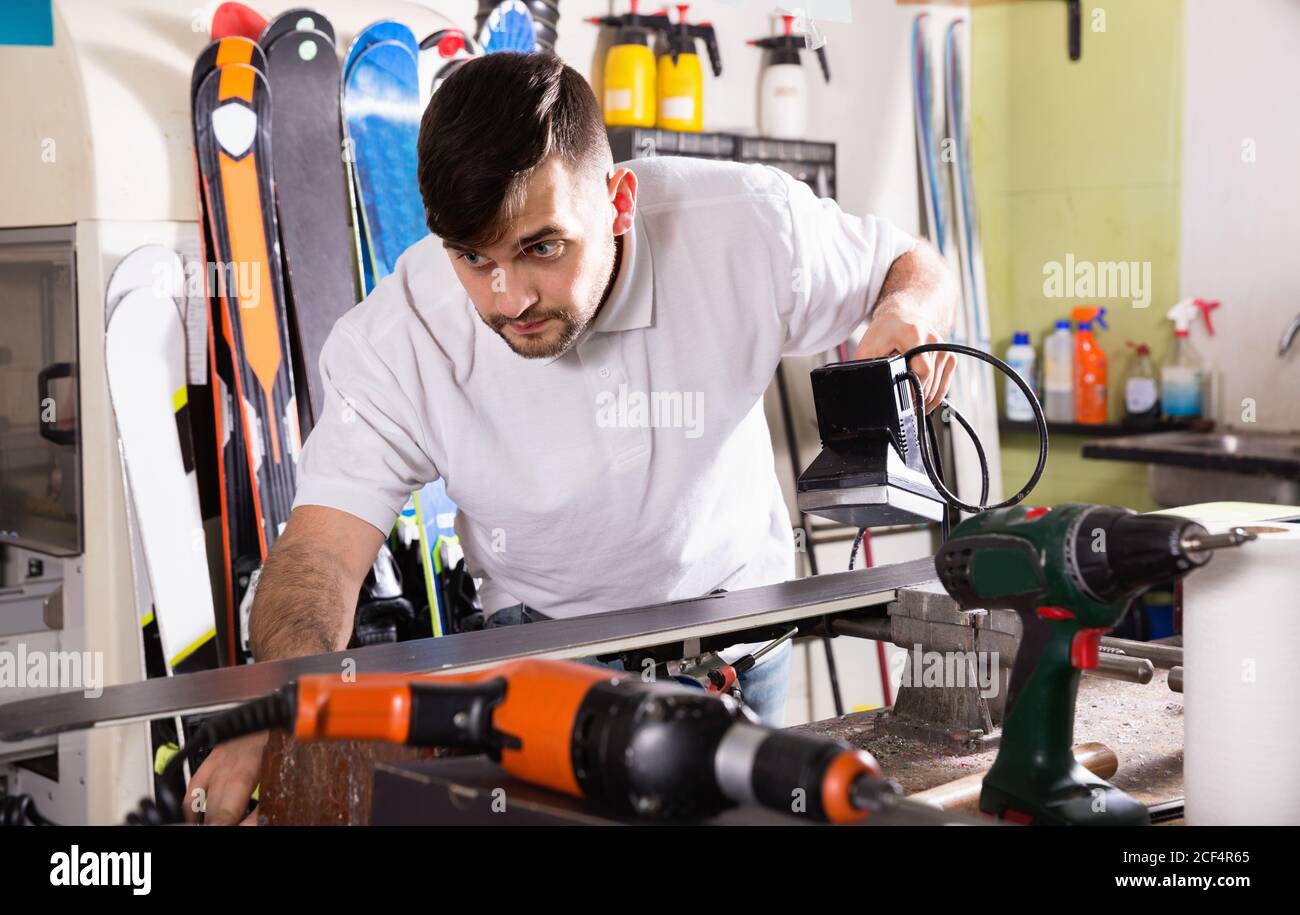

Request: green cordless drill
left=934, top=503, right=1254, bottom=826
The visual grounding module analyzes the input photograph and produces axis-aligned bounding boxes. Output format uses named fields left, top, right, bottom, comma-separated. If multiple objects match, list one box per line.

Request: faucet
left=1282, top=313, right=1300, bottom=356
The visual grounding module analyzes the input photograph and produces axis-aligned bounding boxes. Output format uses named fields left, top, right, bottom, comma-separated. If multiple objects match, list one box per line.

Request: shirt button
left=598, top=367, right=611, bottom=379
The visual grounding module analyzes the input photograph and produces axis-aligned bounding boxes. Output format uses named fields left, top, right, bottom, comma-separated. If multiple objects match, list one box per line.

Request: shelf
left=998, top=418, right=1214, bottom=439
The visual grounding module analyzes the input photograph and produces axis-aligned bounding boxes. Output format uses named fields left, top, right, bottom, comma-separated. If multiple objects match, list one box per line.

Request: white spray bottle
left=1162, top=298, right=1219, bottom=420
left=749, top=13, right=830, bottom=139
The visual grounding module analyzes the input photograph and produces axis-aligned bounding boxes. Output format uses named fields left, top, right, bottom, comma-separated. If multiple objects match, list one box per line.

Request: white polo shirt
left=294, top=155, right=915, bottom=622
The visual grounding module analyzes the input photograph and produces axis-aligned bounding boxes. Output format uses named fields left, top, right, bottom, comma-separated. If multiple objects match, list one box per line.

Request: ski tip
left=259, top=6, right=336, bottom=50
left=192, top=36, right=267, bottom=106
left=211, top=1, right=268, bottom=42
left=343, top=19, right=418, bottom=78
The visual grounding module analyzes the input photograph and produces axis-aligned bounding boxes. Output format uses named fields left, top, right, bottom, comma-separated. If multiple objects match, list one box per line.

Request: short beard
left=487, top=307, right=585, bottom=359
left=485, top=234, right=619, bottom=360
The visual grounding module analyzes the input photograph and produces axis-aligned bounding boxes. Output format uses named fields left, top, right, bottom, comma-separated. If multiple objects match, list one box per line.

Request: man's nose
left=494, top=271, right=540, bottom=320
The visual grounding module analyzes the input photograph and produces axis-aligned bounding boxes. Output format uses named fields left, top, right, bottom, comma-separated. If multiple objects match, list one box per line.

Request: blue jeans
left=484, top=605, right=793, bottom=727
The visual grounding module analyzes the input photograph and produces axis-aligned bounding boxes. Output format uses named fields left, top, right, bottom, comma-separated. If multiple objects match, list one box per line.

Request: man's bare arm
left=854, top=239, right=962, bottom=412
left=248, top=505, right=385, bottom=660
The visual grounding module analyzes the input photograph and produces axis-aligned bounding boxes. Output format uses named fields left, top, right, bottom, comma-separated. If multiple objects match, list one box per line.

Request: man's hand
left=183, top=505, right=384, bottom=824
left=184, top=732, right=268, bottom=826
left=853, top=240, right=961, bottom=413
left=854, top=295, right=955, bottom=413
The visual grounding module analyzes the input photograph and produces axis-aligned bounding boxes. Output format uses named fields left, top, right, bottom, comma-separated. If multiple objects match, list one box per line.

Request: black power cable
left=0, top=792, right=57, bottom=826
left=127, top=687, right=296, bottom=825
left=899, top=342, right=1049, bottom=518
left=846, top=341, right=1049, bottom=567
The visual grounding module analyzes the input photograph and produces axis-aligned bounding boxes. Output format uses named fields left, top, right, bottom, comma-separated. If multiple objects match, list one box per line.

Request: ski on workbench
left=0, top=558, right=939, bottom=742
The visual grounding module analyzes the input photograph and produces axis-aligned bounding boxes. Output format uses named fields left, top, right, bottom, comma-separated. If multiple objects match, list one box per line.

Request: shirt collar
left=588, top=207, right=654, bottom=335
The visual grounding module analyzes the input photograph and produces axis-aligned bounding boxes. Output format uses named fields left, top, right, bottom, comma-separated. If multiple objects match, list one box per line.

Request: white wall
left=429, top=0, right=924, bottom=232
left=1180, top=0, right=1300, bottom=432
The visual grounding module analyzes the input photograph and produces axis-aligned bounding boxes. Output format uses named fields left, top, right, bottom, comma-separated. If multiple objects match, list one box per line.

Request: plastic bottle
left=588, top=1, right=672, bottom=128
left=749, top=14, right=830, bottom=139
left=1043, top=319, right=1074, bottom=423
left=1004, top=332, right=1037, bottom=422
left=1072, top=306, right=1108, bottom=424
left=656, top=5, right=722, bottom=132
left=1161, top=298, right=1219, bottom=420
left=1123, top=341, right=1159, bottom=428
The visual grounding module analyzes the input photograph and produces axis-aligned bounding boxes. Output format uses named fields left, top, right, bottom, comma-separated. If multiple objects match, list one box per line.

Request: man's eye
left=459, top=252, right=488, bottom=268
left=529, top=241, right=562, bottom=259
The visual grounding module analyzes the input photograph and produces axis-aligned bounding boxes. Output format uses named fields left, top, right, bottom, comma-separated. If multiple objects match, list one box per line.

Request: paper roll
left=1184, top=522, right=1300, bottom=825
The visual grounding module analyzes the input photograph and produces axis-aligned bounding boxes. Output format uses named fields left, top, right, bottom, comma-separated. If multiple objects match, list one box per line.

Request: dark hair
left=418, top=52, right=611, bottom=249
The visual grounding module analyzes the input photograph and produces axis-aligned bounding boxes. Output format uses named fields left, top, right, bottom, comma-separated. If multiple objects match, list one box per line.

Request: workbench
left=0, top=558, right=1189, bottom=825
left=251, top=665, right=1184, bottom=825
left=794, top=667, right=1185, bottom=822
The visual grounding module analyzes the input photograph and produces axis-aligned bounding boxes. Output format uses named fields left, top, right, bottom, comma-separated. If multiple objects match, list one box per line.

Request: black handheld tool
left=796, top=345, right=1048, bottom=532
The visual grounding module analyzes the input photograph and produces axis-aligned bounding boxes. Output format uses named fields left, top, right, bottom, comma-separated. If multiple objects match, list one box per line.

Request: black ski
left=261, top=16, right=359, bottom=430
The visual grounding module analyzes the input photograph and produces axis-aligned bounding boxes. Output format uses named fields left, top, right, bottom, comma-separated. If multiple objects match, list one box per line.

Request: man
left=189, top=52, right=958, bottom=823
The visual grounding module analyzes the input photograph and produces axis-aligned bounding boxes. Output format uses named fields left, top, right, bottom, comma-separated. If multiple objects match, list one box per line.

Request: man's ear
left=607, top=166, right=638, bottom=236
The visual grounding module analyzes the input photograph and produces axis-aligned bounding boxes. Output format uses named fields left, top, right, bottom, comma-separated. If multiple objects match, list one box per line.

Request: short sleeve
left=775, top=168, right=916, bottom=356
left=292, top=320, right=438, bottom=534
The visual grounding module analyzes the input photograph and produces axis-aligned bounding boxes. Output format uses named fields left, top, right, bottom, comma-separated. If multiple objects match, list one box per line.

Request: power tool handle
left=1004, top=607, right=1055, bottom=712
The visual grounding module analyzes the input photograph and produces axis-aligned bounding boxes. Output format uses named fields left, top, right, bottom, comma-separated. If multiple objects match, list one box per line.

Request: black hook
left=1067, top=0, right=1081, bottom=61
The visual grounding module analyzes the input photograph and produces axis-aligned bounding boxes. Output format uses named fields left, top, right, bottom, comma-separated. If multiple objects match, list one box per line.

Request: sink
left=1081, top=430, right=1300, bottom=508
left=1134, top=432, right=1300, bottom=461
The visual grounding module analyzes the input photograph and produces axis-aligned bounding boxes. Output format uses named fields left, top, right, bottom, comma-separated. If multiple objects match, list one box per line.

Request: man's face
left=443, top=157, right=630, bottom=359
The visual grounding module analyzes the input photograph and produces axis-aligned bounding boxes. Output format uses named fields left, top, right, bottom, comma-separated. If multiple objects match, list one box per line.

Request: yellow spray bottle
left=657, top=5, right=722, bottom=132
left=588, top=1, right=672, bottom=128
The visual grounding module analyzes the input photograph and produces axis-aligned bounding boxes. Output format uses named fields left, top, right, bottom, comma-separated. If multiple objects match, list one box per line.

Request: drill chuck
left=1068, top=508, right=1254, bottom=604
left=572, top=681, right=885, bottom=822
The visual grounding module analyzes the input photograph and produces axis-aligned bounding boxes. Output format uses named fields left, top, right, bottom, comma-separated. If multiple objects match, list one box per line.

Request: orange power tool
left=146, top=658, right=896, bottom=824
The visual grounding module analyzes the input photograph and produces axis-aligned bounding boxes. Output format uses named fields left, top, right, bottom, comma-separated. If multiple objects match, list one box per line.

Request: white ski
left=106, top=250, right=219, bottom=674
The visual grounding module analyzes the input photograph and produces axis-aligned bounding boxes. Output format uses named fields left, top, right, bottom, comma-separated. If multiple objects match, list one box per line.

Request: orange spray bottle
left=1072, top=306, right=1109, bottom=424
